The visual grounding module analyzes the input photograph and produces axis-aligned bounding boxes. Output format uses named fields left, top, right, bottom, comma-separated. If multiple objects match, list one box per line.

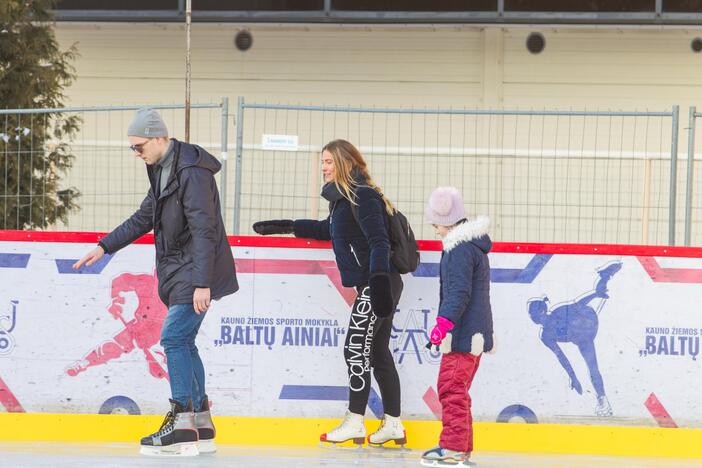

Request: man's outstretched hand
left=73, top=246, right=105, bottom=270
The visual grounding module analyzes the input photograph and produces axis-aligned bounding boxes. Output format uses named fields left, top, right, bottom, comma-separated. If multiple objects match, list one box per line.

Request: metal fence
left=684, top=106, right=702, bottom=246
left=2, top=98, right=697, bottom=246
left=231, top=99, right=682, bottom=245
left=0, top=101, right=228, bottom=233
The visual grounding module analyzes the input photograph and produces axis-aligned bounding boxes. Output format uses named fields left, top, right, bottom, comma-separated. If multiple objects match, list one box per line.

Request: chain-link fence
left=684, top=106, right=702, bottom=246
left=230, top=99, right=682, bottom=245
left=2, top=98, right=696, bottom=246
left=0, top=101, right=228, bottom=233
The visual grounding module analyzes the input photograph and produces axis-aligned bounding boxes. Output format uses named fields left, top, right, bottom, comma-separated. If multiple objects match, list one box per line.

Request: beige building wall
left=54, top=23, right=702, bottom=109
left=52, top=23, right=702, bottom=243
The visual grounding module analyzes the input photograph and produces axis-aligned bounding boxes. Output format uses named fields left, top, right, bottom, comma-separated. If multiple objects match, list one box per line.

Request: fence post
left=233, top=96, right=245, bottom=235
left=684, top=106, right=696, bottom=246
left=642, top=157, right=651, bottom=245
left=220, top=96, right=229, bottom=223
left=669, top=105, right=680, bottom=246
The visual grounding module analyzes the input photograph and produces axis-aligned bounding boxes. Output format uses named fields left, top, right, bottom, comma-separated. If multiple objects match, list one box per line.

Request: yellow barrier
left=1, top=413, right=700, bottom=458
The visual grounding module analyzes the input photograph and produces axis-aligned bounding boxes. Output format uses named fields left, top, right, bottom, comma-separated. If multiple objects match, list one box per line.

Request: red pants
left=438, top=351, right=482, bottom=453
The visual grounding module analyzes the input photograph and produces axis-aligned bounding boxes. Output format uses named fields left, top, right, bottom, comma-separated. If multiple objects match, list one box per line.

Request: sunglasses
left=129, top=140, right=150, bottom=153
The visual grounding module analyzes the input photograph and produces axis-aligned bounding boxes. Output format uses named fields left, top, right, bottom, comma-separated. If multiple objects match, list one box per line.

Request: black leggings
left=344, top=274, right=403, bottom=417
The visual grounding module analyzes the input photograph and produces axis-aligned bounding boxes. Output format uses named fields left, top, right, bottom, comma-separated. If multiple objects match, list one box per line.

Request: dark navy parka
left=99, top=139, right=238, bottom=306
left=293, top=182, right=394, bottom=287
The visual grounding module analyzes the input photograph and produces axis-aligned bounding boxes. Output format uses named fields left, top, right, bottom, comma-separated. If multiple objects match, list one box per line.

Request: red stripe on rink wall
left=0, top=376, right=24, bottom=413
left=422, top=386, right=442, bottom=420
left=3, top=230, right=702, bottom=257
left=637, top=256, right=702, bottom=283
left=645, top=393, right=678, bottom=428
left=235, top=258, right=357, bottom=305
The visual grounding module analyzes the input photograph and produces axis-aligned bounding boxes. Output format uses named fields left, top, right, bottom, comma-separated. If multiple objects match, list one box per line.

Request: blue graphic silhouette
left=528, top=261, right=622, bottom=416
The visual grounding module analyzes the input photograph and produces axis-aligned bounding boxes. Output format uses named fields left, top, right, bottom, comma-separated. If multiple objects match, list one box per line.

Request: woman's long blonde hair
left=322, top=139, right=394, bottom=216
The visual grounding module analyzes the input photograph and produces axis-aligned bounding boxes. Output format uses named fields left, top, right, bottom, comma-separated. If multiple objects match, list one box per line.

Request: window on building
left=662, top=0, right=702, bottom=11
left=331, top=0, right=496, bottom=11
left=504, top=0, right=655, bottom=11
left=193, top=0, right=324, bottom=10
left=56, top=0, right=178, bottom=9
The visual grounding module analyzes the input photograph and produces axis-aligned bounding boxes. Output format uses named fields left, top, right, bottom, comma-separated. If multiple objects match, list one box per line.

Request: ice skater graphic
left=527, top=261, right=622, bottom=416
left=0, top=300, right=18, bottom=356
left=66, top=270, right=168, bottom=380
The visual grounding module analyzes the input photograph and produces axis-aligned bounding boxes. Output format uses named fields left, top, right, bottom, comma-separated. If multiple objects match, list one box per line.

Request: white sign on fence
left=261, top=134, right=299, bottom=151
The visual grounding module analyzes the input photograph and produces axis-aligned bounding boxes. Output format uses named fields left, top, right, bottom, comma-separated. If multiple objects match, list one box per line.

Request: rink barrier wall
left=3, top=230, right=702, bottom=458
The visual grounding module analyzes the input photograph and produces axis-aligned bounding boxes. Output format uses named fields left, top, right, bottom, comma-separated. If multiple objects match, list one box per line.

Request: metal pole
left=184, top=0, right=192, bottom=142
left=642, top=157, right=651, bottom=245
left=669, top=105, right=680, bottom=246
left=684, top=106, right=696, bottom=246
left=233, top=96, right=245, bottom=235
left=220, top=97, right=229, bottom=224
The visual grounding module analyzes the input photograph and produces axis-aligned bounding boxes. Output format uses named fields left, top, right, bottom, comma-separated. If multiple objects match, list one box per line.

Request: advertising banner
left=1, top=234, right=701, bottom=429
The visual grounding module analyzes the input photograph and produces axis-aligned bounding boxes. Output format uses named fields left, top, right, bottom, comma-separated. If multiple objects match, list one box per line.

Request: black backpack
left=349, top=200, right=420, bottom=274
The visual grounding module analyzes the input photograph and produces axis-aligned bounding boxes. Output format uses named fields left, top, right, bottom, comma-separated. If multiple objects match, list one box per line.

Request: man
left=73, top=108, right=238, bottom=456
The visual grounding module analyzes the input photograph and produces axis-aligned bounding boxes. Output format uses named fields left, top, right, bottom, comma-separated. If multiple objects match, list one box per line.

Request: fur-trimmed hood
left=442, top=216, right=492, bottom=253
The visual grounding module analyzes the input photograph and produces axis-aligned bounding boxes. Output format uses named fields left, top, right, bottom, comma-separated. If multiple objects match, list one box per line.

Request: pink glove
left=430, top=317, right=455, bottom=345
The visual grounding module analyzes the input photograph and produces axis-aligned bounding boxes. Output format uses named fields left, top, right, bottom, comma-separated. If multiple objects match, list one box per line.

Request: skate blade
left=197, top=439, right=217, bottom=454
left=319, top=438, right=365, bottom=451
left=420, top=460, right=476, bottom=467
left=368, top=444, right=411, bottom=454
left=140, top=442, right=199, bottom=457
left=420, top=458, right=478, bottom=467
left=368, top=438, right=408, bottom=450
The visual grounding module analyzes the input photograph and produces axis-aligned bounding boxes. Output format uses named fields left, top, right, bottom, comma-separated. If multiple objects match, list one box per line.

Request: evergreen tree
left=0, top=0, right=79, bottom=230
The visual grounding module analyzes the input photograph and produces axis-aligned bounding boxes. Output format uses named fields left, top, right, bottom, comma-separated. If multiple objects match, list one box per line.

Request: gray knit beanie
left=127, top=108, right=168, bottom=138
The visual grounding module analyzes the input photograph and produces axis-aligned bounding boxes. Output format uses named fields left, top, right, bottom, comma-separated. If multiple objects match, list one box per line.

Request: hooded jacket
left=438, top=216, right=495, bottom=354
left=292, top=178, right=394, bottom=287
left=100, top=139, right=239, bottom=306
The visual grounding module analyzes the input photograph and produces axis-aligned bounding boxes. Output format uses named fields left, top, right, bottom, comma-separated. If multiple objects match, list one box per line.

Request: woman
left=253, top=139, right=406, bottom=447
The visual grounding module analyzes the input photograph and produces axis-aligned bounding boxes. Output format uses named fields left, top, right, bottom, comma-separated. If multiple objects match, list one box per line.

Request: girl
left=252, top=139, right=406, bottom=447
left=421, top=187, right=495, bottom=467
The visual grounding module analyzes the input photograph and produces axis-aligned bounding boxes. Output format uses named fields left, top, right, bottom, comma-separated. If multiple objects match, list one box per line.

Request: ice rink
left=1, top=443, right=702, bottom=468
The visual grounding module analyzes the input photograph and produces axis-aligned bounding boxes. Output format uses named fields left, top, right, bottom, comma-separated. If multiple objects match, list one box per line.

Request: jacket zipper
left=349, top=244, right=361, bottom=267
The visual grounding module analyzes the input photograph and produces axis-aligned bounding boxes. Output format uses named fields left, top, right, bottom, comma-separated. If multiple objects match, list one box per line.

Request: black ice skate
left=194, top=395, right=216, bottom=454
left=139, top=399, right=199, bottom=457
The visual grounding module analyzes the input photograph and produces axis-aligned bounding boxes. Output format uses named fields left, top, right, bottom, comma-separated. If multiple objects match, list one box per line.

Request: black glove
left=252, top=219, right=294, bottom=235
left=369, top=272, right=394, bottom=318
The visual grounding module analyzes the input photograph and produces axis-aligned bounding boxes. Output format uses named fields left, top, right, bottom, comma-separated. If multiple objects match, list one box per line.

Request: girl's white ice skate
left=319, top=411, right=366, bottom=446
left=420, top=446, right=476, bottom=467
left=367, top=414, right=407, bottom=447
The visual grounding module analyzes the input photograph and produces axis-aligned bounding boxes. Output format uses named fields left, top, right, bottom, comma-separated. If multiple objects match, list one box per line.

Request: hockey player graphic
left=527, top=261, right=622, bottom=417
left=66, top=270, right=168, bottom=380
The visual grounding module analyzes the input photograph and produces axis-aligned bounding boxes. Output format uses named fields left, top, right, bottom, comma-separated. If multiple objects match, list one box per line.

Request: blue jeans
left=160, top=303, right=207, bottom=410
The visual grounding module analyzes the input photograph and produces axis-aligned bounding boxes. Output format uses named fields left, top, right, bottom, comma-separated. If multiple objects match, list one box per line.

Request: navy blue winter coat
left=438, top=216, right=495, bottom=354
left=100, top=139, right=239, bottom=306
left=293, top=184, right=394, bottom=287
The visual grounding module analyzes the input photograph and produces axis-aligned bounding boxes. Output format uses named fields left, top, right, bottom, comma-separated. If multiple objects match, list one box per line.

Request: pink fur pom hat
left=425, top=186, right=466, bottom=226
